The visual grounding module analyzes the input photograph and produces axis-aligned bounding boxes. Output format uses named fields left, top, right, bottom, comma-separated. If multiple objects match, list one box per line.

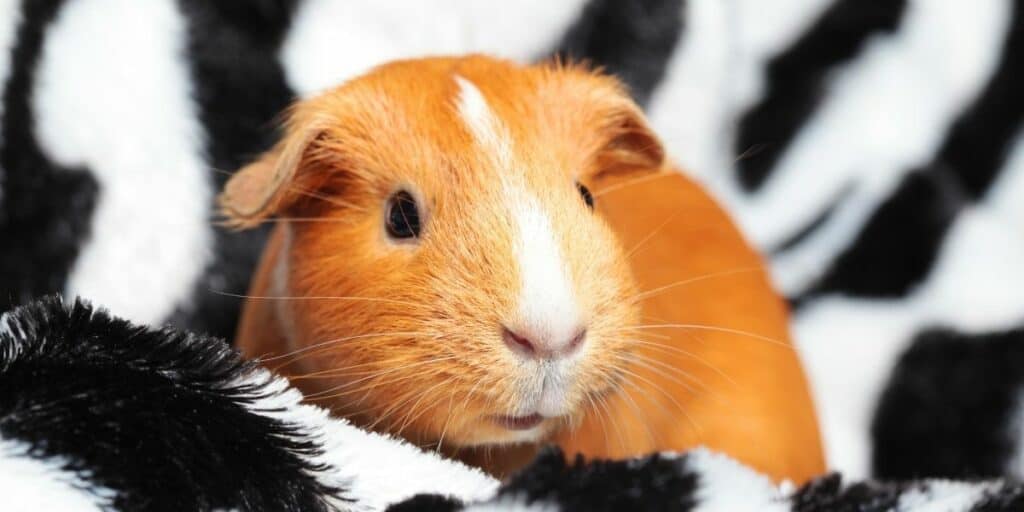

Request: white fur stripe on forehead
left=513, top=194, right=582, bottom=350
left=454, top=75, right=514, bottom=171
left=454, top=75, right=581, bottom=349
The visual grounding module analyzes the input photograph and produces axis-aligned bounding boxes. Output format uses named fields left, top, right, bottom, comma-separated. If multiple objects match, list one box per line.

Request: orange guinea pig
left=221, top=55, right=825, bottom=483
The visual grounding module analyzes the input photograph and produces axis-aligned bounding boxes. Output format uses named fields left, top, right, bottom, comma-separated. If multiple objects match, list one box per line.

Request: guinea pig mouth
left=490, top=413, right=544, bottom=431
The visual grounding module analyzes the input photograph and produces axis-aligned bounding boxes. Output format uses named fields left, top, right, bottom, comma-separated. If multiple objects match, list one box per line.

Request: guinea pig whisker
left=342, top=387, right=417, bottom=432
left=609, top=379, right=660, bottom=449
left=434, top=388, right=461, bottom=453
left=622, top=372, right=703, bottom=444
left=438, top=385, right=468, bottom=452
left=640, top=319, right=707, bottom=346
left=280, top=343, right=438, bottom=374
left=629, top=330, right=672, bottom=341
left=459, top=380, right=484, bottom=415
left=260, top=330, right=429, bottom=365
left=614, top=365, right=702, bottom=438
left=620, top=354, right=732, bottom=411
left=395, top=380, right=449, bottom=434
left=311, top=370, right=453, bottom=426
left=592, top=391, right=628, bottom=454
left=370, top=377, right=452, bottom=434
left=617, top=373, right=702, bottom=446
left=287, top=351, right=439, bottom=377
left=615, top=323, right=792, bottom=350
left=395, top=377, right=456, bottom=439
left=288, top=183, right=367, bottom=212
left=375, top=391, right=423, bottom=433
left=613, top=359, right=699, bottom=401
left=308, top=364, right=454, bottom=402
left=272, top=333, right=436, bottom=372
left=353, top=366, right=466, bottom=411
left=624, top=206, right=688, bottom=260
left=615, top=376, right=671, bottom=426
left=240, top=216, right=359, bottom=226
left=591, top=170, right=673, bottom=199
left=624, top=339, right=739, bottom=389
left=289, top=363, right=420, bottom=380
left=582, top=388, right=617, bottom=447
left=628, top=267, right=762, bottom=303
left=612, top=353, right=709, bottom=399
left=303, top=356, right=456, bottom=399
left=209, top=290, right=422, bottom=309
left=560, top=411, right=581, bottom=435
left=209, top=166, right=366, bottom=212
left=436, top=380, right=484, bottom=453
left=581, top=391, right=613, bottom=448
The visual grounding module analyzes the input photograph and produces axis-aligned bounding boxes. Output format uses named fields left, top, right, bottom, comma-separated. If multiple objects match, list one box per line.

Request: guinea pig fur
left=222, top=55, right=825, bottom=483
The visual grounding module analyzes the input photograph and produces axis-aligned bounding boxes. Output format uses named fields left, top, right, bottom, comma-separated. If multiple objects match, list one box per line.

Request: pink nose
left=501, top=326, right=586, bottom=359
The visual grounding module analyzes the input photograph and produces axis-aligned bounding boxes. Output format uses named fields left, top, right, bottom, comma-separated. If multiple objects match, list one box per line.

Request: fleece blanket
left=3, top=297, right=1024, bottom=511
left=1, top=0, right=1023, bottom=496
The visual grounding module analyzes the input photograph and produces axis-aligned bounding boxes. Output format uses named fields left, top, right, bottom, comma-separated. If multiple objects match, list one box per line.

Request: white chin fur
left=500, top=427, right=548, bottom=444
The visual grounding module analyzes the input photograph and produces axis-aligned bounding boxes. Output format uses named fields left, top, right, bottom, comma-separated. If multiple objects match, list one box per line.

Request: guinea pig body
left=226, top=56, right=824, bottom=483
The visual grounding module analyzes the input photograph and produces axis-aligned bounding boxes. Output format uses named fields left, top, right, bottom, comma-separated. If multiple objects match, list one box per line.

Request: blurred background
left=0, top=0, right=1021, bottom=480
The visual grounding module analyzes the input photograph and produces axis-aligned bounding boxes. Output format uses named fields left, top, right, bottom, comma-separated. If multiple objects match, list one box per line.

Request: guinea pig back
left=554, top=168, right=824, bottom=482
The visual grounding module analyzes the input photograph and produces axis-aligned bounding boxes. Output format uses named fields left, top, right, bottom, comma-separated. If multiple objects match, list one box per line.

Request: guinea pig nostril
left=502, top=327, right=535, bottom=356
left=567, top=329, right=587, bottom=353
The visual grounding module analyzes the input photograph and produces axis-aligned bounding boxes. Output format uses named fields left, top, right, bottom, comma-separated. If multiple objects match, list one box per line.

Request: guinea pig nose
left=502, top=327, right=536, bottom=356
left=501, top=326, right=586, bottom=359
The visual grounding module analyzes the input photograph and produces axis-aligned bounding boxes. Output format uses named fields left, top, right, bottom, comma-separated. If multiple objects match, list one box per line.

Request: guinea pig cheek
left=563, top=215, right=644, bottom=406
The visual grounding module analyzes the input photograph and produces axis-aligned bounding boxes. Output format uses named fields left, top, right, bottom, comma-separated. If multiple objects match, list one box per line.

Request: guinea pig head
left=221, top=56, right=665, bottom=447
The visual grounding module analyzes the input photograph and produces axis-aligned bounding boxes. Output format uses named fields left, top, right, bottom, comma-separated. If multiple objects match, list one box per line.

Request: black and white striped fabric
left=1, top=0, right=1023, bottom=490
left=4, top=297, right=1024, bottom=511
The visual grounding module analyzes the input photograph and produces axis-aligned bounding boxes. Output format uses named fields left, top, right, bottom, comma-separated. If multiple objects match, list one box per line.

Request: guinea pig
left=221, top=55, right=825, bottom=483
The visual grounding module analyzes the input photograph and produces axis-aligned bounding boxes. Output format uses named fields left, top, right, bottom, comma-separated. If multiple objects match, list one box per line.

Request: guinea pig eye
left=576, top=182, right=594, bottom=210
left=385, top=190, right=421, bottom=239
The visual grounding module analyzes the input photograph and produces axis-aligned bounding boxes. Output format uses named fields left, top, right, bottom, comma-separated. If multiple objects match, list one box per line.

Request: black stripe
left=793, top=5, right=1024, bottom=301
left=0, top=297, right=342, bottom=510
left=549, top=0, right=685, bottom=108
left=772, top=182, right=853, bottom=254
left=169, top=0, right=300, bottom=340
left=734, top=0, right=908, bottom=191
left=387, top=495, right=464, bottom=512
left=872, top=326, right=1024, bottom=479
left=0, top=0, right=99, bottom=310
left=788, top=473, right=903, bottom=511
left=970, top=488, right=1024, bottom=512
left=940, top=0, right=1024, bottom=199
left=796, top=168, right=964, bottom=300
left=492, top=447, right=698, bottom=511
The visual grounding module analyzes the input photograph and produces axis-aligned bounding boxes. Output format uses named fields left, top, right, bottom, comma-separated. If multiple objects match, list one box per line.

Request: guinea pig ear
left=219, top=125, right=322, bottom=229
left=593, top=106, right=666, bottom=178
